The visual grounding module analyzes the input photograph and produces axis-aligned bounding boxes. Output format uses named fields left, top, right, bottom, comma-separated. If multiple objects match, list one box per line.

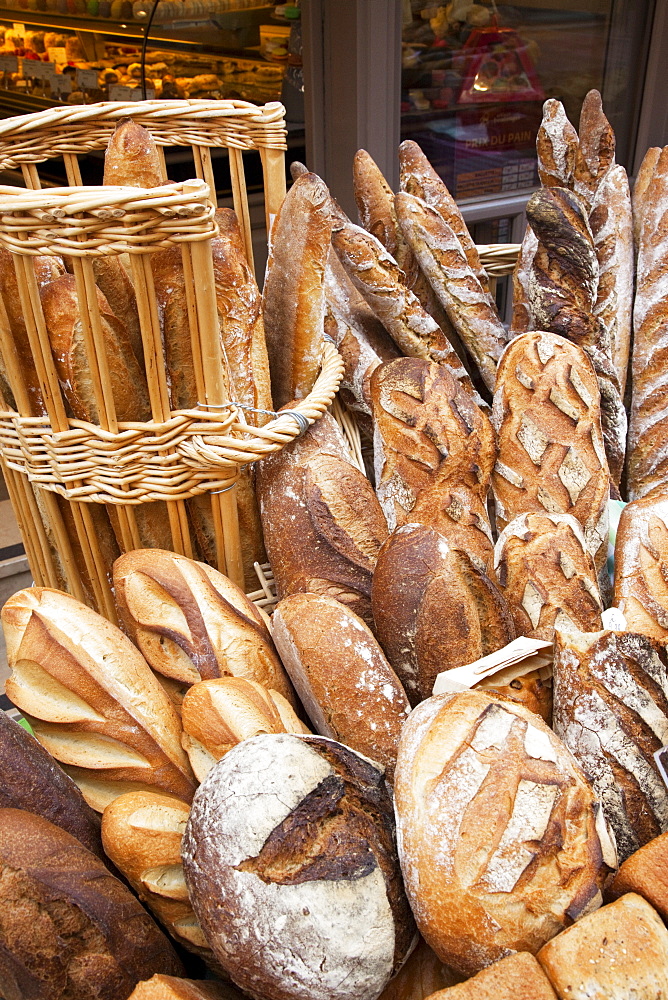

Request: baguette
left=536, top=98, right=579, bottom=189
left=2, top=587, right=196, bottom=811
left=573, top=88, right=616, bottom=210
left=104, top=116, right=164, bottom=188
left=614, top=491, right=668, bottom=641
left=632, top=145, right=661, bottom=252
left=510, top=226, right=538, bottom=334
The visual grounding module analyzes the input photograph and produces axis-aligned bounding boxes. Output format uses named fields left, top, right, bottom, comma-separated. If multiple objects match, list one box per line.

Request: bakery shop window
left=401, top=0, right=653, bottom=201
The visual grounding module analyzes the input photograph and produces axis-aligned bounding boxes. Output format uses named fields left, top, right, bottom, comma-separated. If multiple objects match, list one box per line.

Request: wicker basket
left=0, top=99, right=344, bottom=623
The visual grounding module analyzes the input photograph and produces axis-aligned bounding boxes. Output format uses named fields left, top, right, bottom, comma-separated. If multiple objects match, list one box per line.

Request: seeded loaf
left=614, top=491, right=668, bottom=641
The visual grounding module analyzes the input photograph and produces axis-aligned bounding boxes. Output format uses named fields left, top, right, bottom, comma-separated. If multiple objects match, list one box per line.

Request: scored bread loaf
left=491, top=331, right=610, bottom=584
left=613, top=491, right=668, bottom=641
left=425, top=952, right=558, bottom=1000
left=372, top=524, right=515, bottom=705
left=256, top=411, right=389, bottom=626
left=0, top=807, right=184, bottom=999
left=113, top=549, right=293, bottom=707
left=572, top=89, right=616, bottom=210
left=394, top=690, right=616, bottom=977
left=371, top=358, right=496, bottom=531
left=104, top=116, right=164, bottom=188
left=180, top=677, right=308, bottom=782
left=632, top=145, right=661, bottom=252
left=129, top=977, right=238, bottom=1000
left=182, top=734, right=415, bottom=1000
left=553, top=627, right=668, bottom=862
left=509, top=226, right=538, bottom=334
left=536, top=98, right=579, bottom=189
left=410, top=482, right=495, bottom=576
left=271, top=593, right=410, bottom=781
left=494, top=512, right=603, bottom=641
left=607, top=831, right=668, bottom=920
left=2, top=587, right=196, bottom=812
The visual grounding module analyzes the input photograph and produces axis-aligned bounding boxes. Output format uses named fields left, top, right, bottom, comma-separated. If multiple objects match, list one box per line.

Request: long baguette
left=536, top=98, right=579, bottom=189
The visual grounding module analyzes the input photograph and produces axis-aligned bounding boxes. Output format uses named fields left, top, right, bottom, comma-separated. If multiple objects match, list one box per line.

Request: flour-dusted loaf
left=608, top=832, right=668, bottom=920
left=410, top=482, right=495, bottom=576
left=494, top=513, right=602, bottom=641
left=256, top=411, right=389, bottom=626
left=2, top=587, right=196, bottom=812
left=632, top=146, right=661, bottom=252
left=614, top=491, right=668, bottom=641
left=572, top=89, right=616, bottom=210
left=491, top=332, right=610, bottom=582
left=425, top=952, right=558, bottom=1000
left=394, top=691, right=616, bottom=977
left=509, top=226, right=538, bottom=334
left=271, top=593, right=410, bottom=781
left=0, top=807, right=184, bottom=999
left=553, top=627, right=668, bottom=862
left=371, top=358, right=496, bottom=531
left=372, top=524, right=515, bottom=705
left=536, top=893, right=668, bottom=1000
left=536, top=98, right=579, bottom=189
left=129, top=977, right=238, bottom=1000
left=103, top=117, right=164, bottom=188
left=182, top=733, right=415, bottom=1000
left=113, top=549, right=292, bottom=708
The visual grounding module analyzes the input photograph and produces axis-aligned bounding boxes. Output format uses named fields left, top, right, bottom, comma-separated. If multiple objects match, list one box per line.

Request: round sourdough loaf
left=393, top=691, right=616, bottom=977
left=182, top=733, right=415, bottom=1000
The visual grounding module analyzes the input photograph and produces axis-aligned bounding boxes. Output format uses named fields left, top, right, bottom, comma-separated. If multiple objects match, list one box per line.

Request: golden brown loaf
left=103, top=117, right=164, bottom=188
left=491, top=332, right=610, bottom=580
left=509, top=226, right=538, bottom=334
left=113, top=549, right=293, bottom=706
left=607, top=832, right=668, bottom=920
left=271, top=593, right=410, bottom=781
left=262, top=171, right=332, bottom=408
left=0, top=807, right=184, bottom=998
left=180, top=676, right=308, bottom=782
left=256, top=411, right=389, bottom=626
left=553, top=627, right=668, bottom=862
left=494, top=512, right=603, bottom=640
left=572, top=89, right=616, bottom=210
left=425, top=952, right=558, bottom=1000
left=632, top=145, right=661, bottom=252
left=536, top=893, right=668, bottom=1000
left=410, top=482, right=495, bottom=576
left=371, top=358, right=496, bottom=531
left=536, top=98, right=579, bottom=189
left=394, top=691, right=616, bottom=978
left=2, top=587, right=196, bottom=812
left=91, top=256, right=143, bottom=370
left=129, top=976, right=238, bottom=1000
left=614, top=491, right=668, bottom=641
left=372, top=524, right=515, bottom=705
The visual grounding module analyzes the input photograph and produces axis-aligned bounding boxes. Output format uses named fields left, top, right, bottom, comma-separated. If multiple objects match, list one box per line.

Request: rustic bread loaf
left=536, top=893, right=668, bottom=1000
left=2, top=587, right=196, bottom=812
left=113, top=549, right=293, bottom=707
left=103, top=117, right=164, bottom=188
left=494, top=512, right=603, bottom=640
left=256, top=411, right=389, bottom=626
left=376, top=938, right=461, bottom=1000
left=632, top=145, right=661, bottom=252
left=553, top=626, right=668, bottom=862
left=180, top=676, right=308, bottom=781
left=271, top=593, right=410, bottom=781
left=425, top=952, right=558, bottom=1000
left=90, top=256, right=143, bottom=371
left=572, top=89, right=616, bottom=210
left=536, top=98, right=579, bottom=189
left=371, top=358, right=496, bottom=531
left=101, top=790, right=216, bottom=964
left=509, top=226, right=537, bottom=334
left=0, top=807, right=184, bottom=999
left=372, top=524, right=515, bottom=705
left=394, top=690, right=616, bottom=977
left=491, top=331, right=610, bottom=581
left=182, top=733, right=415, bottom=1000
left=410, top=482, right=495, bottom=576
left=129, top=977, right=236, bottom=1000
left=614, top=491, right=668, bottom=640
left=607, top=832, right=668, bottom=920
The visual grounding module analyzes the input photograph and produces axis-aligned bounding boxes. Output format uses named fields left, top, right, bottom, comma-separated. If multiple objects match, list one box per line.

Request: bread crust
left=103, top=117, right=163, bottom=188
left=510, top=226, right=538, bottom=334
left=607, top=831, right=668, bottom=920
left=536, top=99, right=579, bottom=189
left=614, top=491, right=668, bottom=640
left=425, top=952, right=557, bottom=1000
left=129, top=976, right=236, bottom=1000
left=632, top=146, right=661, bottom=252
left=573, top=89, right=615, bottom=210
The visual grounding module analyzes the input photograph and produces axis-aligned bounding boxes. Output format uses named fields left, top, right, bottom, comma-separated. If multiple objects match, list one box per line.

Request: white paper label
left=12, top=22, right=25, bottom=39
left=25, top=60, right=56, bottom=80
left=50, top=74, right=72, bottom=95
left=76, top=68, right=98, bottom=89
left=108, top=84, right=134, bottom=101
left=47, top=46, right=67, bottom=65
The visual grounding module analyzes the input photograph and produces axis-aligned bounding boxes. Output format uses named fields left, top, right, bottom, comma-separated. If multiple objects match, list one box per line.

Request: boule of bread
left=182, top=734, right=415, bottom=1000
left=425, top=952, right=558, bottom=1000
left=536, top=98, right=579, bottom=189
left=494, top=512, right=603, bottom=640
left=180, top=677, right=309, bottom=781
left=553, top=627, right=668, bottom=862
left=271, top=593, right=410, bottom=781
left=101, top=791, right=216, bottom=964
left=256, top=411, right=389, bottom=626
left=607, top=831, right=668, bottom=920
left=0, top=807, right=184, bottom=998
left=394, top=690, right=616, bottom=978
left=113, top=549, right=293, bottom=708
left=409, top=482, right=495, bottom=576
left=491, top=331, right=610, bottom=582
left=129, top=977, right=238, bottom=1000
left=536, top=893, right=668, bottom=1000
left=2, top=587, right=196, bottom=812
left=371, top=358, right=496, bottom=531
left=613, top=491, right=668, bottom=641
left=372, top=524, right=515, bottom=705
left=103, top=116, right=163, bottom=188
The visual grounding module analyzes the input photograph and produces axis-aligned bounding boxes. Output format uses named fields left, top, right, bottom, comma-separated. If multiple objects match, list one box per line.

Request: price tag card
left=131, top=86, right=154, bottom=99
left=108, top=84, right=133, bottom=101
left=12, top=22, right=25, bottom=39
left=47, top=46, right=67, bottom=65
left=0, top=54, right=18, bottom=73
left=25, top=60, right=53, bottom=79
left=50, top=74, right=72, bottom=96
left=76, top=68, right=98, bottom=90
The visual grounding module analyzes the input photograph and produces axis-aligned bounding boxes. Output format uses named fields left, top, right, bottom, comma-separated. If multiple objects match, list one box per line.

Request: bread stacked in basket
left=4, top=90, right=668, bottom=1000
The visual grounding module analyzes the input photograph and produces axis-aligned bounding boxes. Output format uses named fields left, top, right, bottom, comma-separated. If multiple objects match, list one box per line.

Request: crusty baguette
left=91, top=256, right=143, bottom=369
left=1, top=587, right=196, bottom=812
left=573, top=88, right=616, bottom=209
left=633, top=145, right=661, bottom=252
left=614, top=491, right=668, bottom=641
left=395, top=191, right=506, bottom=392
left=510, top=226, right=538, bottom=334
left=262, top=171, right=332, bottom=408
left=104, top=117, right=164, bottom=188
left=536, top=98, right=579, bottom=189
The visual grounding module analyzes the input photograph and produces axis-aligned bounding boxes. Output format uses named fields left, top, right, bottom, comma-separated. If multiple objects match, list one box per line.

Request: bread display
left=536, top=893, right=668, bottom=1000
left=394, top=691, right=616, bottom=977
left=425, top=952, right=558, bottom=1000
left=271, top=593, right=410, bottom=780
left=372, top=524, right=514, bottom=705
left=129, top=978, right=237, bottom=1000
left=0, top=807, right=184, bottom=998
left=608, top=832, right=668, bottom=920
left=494, top=512, right=602, bottom=640
left=182, top=733, right=415, bottom=1000
left=371, top=358, right=495, bottom=530
left=256, top=411, right=388, bottom=626
left=113, top=549, right=293, bottom=707
left=2, top=587, right=196, bottom=811
left=553, top=627, right=668, bottom=862
left=613, top=491, right=668, bottom=640
left=104, top=117, right=164, bottom=188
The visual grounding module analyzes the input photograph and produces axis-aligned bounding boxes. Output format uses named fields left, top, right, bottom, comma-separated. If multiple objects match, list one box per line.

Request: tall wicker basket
left=0, top=99, right=344, bottom=624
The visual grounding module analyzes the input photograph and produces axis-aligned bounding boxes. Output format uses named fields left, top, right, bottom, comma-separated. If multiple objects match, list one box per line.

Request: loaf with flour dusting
left=572, top=89, right=616, bottom=210
left=614, top=491, right=668, bottom=641
left=394, top=690, right=616, bottom=977
left=536, top=98, right=579, bottom=189
left=632, top=146, right=661, bottom=252
left=509, top=226, right=538, bottom=334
